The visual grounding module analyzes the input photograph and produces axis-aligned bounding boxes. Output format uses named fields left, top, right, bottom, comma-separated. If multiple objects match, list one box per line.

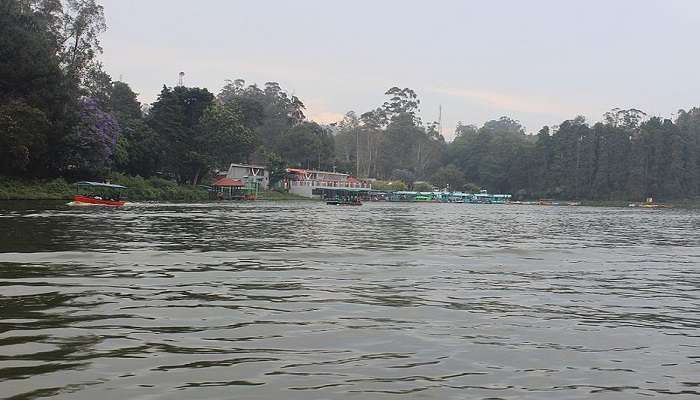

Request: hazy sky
left=100, top=0, right=700, bottom=140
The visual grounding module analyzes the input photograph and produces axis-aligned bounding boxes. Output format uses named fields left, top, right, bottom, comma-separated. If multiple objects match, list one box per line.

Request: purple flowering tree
left=73, top=97, right=120, bottom=174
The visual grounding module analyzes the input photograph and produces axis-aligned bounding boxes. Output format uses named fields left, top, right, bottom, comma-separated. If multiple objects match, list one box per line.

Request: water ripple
left=0, top=201, right=698, bottom=399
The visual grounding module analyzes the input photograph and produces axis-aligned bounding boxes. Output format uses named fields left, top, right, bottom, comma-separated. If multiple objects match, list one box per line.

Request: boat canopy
left=75, top=181, right=127, bottom=189
left=324, top=187, right=371, bottom=193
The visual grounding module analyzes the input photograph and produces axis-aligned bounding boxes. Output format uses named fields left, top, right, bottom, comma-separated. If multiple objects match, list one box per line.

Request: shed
left=213, top=177, right=244, bottom=188
left=211, top=177, right=245, bottom=200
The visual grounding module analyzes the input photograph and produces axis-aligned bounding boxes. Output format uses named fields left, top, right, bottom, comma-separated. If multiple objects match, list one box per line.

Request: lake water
left=0, top=201, right=699, bottom=399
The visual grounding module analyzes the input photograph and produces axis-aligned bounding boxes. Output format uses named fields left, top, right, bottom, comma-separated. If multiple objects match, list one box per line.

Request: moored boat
left=629, top=197, right=671, bottom=209
left=326, top=199, right=362, bottom=206
left=322, top=188, right=364, bottom=206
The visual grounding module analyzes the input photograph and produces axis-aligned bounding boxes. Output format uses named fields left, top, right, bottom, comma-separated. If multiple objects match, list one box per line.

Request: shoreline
left=0, top=176, right=309, bottom=202
left=2, top=198, right=697, bottom=208
left=2, top=177, right=698, bottom=207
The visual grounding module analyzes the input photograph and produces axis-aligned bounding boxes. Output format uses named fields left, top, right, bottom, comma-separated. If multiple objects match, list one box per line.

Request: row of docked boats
left=378, top=190, right=512, bottom=204
left=322, top=188, right=513, bottom=206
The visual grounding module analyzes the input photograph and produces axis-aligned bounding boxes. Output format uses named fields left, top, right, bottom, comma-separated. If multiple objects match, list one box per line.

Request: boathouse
left=211, top=177, right=245, bottom=200
left=285, top=168, right=371, bottom=198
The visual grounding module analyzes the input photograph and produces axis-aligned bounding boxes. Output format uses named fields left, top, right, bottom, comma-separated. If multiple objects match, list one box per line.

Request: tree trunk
left=366, top=131, right=372, bottom=178
left=72, top=29, right=81, bottom=71
left=192, top=169, right=200, bottom=186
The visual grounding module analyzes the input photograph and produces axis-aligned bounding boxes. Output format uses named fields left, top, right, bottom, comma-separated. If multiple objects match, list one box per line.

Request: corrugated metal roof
left=212, top=177, right=244, bottom=187
left=229, top=163, right=266, bottom=169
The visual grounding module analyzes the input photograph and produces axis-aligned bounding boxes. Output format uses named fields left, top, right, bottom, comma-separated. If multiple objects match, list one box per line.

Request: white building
left=225, top=163, right=270, bottom=190
left=285, top=168, right=371, bottom=198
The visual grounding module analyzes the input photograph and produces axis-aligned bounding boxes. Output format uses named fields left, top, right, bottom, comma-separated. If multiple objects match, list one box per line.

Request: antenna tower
left=438, top=105, right=442, bottom=136
left=178, top=71, right=185, bottom=86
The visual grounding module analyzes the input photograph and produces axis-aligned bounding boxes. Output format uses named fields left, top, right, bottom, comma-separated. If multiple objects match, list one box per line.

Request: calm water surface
left=0, top=201, right=699, bottom=399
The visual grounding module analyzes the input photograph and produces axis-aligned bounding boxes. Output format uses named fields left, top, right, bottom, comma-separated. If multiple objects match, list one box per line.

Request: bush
left=463, top=182, right=481, bottom=193
left=0, top=177, right=73, bottom=200
left=372, top=180, right=407, bottom=191
left=430, top=165, right=465, bottom=191
left=413, top=182, right=433, bottom=192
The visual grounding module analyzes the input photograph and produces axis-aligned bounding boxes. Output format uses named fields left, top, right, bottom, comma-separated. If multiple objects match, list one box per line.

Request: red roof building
left=212, top=177, right=244, bottom=187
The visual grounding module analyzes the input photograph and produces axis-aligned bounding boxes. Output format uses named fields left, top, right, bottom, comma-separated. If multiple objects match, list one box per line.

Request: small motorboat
left=69, top=181, right=128, bottom=207
left=326, top=199, right=362, bottom=206
left=630, top=197, right=671, bottom=209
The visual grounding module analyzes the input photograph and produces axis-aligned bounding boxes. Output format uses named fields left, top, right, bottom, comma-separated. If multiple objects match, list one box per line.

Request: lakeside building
left=224, top=163, right=270, bottom=190
left=285, top=168, right=371, bottom=198
left=210, top=177, right=245, bottom=200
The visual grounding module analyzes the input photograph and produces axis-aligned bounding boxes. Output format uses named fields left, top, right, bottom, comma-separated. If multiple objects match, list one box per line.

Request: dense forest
left=3, top=0, right=700, bottom=201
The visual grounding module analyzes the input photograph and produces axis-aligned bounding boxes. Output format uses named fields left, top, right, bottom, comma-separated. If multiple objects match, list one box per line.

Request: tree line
left=2, top=0, right=700, bottom=201
left=334, top=99, right=700, bottom=202
left=443, top=108, right=700, bottom=201
left=0, top=0, right=334, bottom=186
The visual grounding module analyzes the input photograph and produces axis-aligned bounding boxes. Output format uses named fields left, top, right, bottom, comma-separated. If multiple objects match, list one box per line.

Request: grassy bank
left=0, top=177, right=74, bottom=200
left=109, top=174, right=208, bottom=201
left=0, top=175, right=312, bottom=202
left=0, top=175, right=208, bottom=201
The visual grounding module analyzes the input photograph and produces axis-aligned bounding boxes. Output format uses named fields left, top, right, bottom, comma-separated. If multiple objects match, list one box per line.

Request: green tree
left=379, top=113, right=423, bottom=177
left=603, top=108, right=647, bottom=130
left=0, top=0, right=66, bottom=113
left=277, top=121, right=335, bottom=170
left=217, top=80, right=305, bottom=158
left=114, top=118, right=161, bottom=177
left=147, top=86, right=214, bottom=184
left=265, top=151, right=287, bottom=187
left=61, top=0, right=106, bottom=87
left=372, top=180, right=407, bottom=191
left=334, top=112, right=361, bottom=175
left=217, top=79, right=265, bottom=130
left=200, top=101, right=257, bottom=167
left=449, top=116, right=531, bottom=194
left=675, top=108, right=700, bottom=196
left=359, top=108, right=386, bottom=177
left=430, top=165, right=465, bottom=191
left=110, top=81, right=142, bottom=119
left=382, top=87, right=420, bottom=124
left=413, top=181, right=433, bottom=192
left=390, top=169, right=416, bottom=188
left=0, top=100, right=50, bottom=175
left=106, top=81, right=163, bottom=177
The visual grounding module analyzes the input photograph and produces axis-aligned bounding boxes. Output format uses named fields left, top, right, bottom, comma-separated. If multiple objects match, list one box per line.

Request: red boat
left=73, top=194, right=126, bottom=207
left=70, top=181, right=128, bottom=207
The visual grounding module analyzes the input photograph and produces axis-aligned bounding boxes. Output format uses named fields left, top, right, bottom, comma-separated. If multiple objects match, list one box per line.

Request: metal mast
left=356, top=126, right=360, bottom=177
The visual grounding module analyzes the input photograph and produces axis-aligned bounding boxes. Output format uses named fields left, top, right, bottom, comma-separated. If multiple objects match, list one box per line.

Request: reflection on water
left=0, top=201, right=699, bottom=399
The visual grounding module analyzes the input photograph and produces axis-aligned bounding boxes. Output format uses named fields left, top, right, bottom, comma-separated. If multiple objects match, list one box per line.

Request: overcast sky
left=100, top=0, right=700, bottom=140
